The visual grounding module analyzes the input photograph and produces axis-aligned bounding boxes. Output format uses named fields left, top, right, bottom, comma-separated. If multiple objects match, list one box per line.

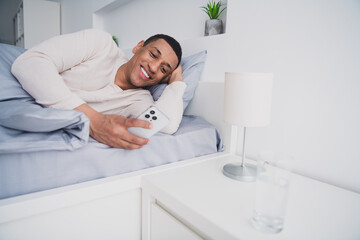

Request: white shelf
left=92, top=0, right=227, bottom=50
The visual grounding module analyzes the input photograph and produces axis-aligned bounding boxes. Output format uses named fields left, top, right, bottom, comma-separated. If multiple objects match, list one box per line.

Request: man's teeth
left=141, top=67, right=149, bottom=78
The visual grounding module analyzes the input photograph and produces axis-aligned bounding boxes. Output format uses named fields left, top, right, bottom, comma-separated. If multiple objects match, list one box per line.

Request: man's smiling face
left=123, top=39, right=178, bottom=89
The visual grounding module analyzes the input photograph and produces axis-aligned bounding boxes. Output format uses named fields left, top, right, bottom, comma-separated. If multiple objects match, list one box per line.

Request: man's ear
left=132, top=40, right=145, bottom=54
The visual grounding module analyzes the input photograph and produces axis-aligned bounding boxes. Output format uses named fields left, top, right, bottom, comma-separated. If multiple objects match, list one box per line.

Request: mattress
left=0, top=115, right=224, bottom=199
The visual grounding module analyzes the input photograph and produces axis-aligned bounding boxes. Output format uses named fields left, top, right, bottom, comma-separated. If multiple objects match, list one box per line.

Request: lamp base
left=223, top=162, right=257, bottom=182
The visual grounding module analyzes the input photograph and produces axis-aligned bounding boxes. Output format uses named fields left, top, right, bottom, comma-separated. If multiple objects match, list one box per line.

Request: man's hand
left=75, top=104, right=151, bottom=150
left=161, top=65, right=183, bottom=84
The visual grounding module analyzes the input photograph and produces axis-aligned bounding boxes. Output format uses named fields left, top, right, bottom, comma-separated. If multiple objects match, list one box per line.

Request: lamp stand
left=223, top=126, right=257, bottom=182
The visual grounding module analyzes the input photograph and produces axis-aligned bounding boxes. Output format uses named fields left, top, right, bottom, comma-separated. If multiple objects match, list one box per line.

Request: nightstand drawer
left=150, top=203, right=202, bottom=240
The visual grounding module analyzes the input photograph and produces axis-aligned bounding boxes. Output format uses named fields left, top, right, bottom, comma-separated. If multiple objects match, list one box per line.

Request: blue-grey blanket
left=0, top=43, right=89, bottom=153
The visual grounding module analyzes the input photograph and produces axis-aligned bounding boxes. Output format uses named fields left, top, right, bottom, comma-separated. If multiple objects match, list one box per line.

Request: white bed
left=0, top=27, right=235, bottom=239
left=0, top=79, right=232, bottom=239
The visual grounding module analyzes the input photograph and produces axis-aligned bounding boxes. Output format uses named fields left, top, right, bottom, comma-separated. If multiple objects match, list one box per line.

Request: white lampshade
left=223, top=72, right=273, bottom=127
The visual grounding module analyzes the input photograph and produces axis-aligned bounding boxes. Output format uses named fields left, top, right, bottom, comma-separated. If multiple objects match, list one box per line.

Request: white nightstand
left=141, top=154, right=360, bottom=240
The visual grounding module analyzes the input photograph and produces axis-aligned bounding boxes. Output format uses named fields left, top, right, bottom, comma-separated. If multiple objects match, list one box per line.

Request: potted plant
left=201, top=0, right=226, bottom=36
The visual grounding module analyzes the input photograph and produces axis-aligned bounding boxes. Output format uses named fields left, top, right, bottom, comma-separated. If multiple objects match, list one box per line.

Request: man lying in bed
left=11, top=29, right=184, bottom=150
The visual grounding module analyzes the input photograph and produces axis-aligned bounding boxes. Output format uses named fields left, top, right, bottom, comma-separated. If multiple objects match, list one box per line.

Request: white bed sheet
left=0, top=115, right=223, bottom=199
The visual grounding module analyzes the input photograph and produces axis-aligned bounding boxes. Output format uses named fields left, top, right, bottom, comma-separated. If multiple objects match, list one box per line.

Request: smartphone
left=128, top=106, right=169, bottom=138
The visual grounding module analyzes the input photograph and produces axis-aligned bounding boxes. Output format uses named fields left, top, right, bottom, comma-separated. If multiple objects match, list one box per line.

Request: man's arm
left=11, top=29, right=108, bottom=109
left=11, top=29, right=152, bottom=149
left=154, top=65, right=186, bottom=134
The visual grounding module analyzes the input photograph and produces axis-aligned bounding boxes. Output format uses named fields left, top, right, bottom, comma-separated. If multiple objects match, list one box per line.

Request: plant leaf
left=201, top=0, right=226, bottom=20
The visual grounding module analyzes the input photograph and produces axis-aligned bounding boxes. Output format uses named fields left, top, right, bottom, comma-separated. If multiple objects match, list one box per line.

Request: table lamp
left=223, top=72, right=273, bottom=181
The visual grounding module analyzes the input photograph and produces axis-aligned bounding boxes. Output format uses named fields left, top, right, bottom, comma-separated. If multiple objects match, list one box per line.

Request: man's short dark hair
left=144, top=34, right=182, bottom=69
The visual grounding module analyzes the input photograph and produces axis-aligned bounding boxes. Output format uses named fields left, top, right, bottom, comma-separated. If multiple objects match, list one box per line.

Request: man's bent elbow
left=11, top=57, right=21, bottom=77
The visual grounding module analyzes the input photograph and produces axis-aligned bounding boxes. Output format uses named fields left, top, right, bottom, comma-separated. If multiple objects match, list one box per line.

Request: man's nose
left=149, top=59, right=160, bottom=73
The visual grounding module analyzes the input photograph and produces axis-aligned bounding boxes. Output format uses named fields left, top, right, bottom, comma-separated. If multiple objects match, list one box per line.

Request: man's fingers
left=126, top=118, right=152, bottom=129
left=123, top=119, right=151, bottom=146
left=98, top=131, right=149, bottom=150
left=168, top=65, right=183, bottom=84
left=122, top=131, right=150, bottom=147
left=113, top=137, right=147, bottom=150
left=87, top=113, right=153, bottom=150
left=109, top=116, right=151, bottom=147
left=160, top=74, right=171, bottom=84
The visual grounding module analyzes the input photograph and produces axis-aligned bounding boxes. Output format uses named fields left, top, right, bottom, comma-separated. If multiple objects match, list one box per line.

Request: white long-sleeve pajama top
left=11, top=29, right=186, bottom=134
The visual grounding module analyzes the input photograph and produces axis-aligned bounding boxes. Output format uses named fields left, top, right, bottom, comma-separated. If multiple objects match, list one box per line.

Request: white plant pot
left=205, top=19, right=223, bottom=36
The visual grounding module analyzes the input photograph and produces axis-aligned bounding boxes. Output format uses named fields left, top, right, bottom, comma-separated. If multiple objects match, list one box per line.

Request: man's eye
left=161, top=66, right=166, bottom=74
left=150, top=52, right=156, bottom=58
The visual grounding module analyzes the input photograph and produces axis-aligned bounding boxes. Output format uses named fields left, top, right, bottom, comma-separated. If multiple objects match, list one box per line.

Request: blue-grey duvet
left=0, top=44, right=224, bottom=199
left=0, top=43, right=89, bottom=153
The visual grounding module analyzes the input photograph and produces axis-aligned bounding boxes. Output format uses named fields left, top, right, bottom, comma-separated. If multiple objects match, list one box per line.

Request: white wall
left=59, top=0, right=93, bottom=34
left=226, top=0, right=360, bottom=193
left=22, top=0, right=61, bottom=48
left=0, top=0, right=60, bottom=47
left=56, top=0, right=360, bottom=193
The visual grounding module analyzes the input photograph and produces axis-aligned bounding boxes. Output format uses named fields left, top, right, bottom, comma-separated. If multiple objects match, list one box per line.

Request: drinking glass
left=251, top=153, right=292, bottom=233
